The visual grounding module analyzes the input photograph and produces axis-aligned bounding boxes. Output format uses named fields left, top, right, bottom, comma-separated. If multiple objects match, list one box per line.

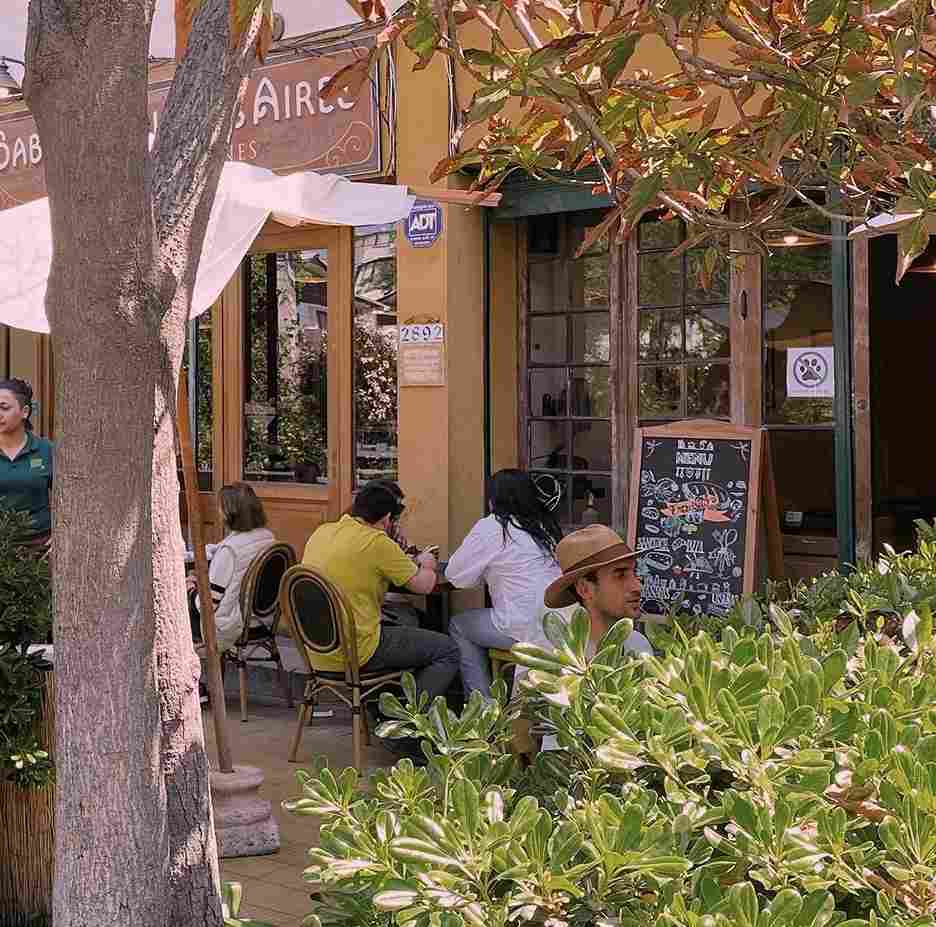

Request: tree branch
left=151, top=0, right=264, bottom=315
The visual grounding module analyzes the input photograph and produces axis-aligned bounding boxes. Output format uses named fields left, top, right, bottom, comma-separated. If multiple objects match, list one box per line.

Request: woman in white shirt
left=187, top=482, right=275, bottom=653
left=445, top=469, right=563, bottom=697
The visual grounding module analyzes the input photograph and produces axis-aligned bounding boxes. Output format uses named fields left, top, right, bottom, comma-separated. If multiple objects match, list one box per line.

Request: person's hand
left=185, top=574, right=197, bottom=593
left=416, top=550, right=438, bottom=570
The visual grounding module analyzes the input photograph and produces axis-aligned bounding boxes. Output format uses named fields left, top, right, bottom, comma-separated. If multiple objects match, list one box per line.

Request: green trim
left=493, top=169, right=612, bottom=219
left=831, top=218, right=856, bottom=569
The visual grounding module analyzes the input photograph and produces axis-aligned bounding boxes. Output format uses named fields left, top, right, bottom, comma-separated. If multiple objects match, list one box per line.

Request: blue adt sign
left=404, top=199, right=443, bottom=248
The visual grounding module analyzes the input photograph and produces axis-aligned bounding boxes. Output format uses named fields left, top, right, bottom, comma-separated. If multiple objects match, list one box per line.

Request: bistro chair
left=280, top=564, right=413, bottom=772
left=224, top=542, right=297, bottom=723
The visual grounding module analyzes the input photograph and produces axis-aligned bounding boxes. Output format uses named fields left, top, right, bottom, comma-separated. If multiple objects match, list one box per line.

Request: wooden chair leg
left=279, top=662, right=293, bottom=708
left=239, top=664, right=248, bottom=723
left=352, top=713, right=363, bottom=773
left=361, top=707, right=371, bottom=746
left=289, top=702, right=310, bottom=763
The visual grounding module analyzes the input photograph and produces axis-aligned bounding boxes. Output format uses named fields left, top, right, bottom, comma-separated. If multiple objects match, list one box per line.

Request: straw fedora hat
left=544, top=524, right=637, bottom=609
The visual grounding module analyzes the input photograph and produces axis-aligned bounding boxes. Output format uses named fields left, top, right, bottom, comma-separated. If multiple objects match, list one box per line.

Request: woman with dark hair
left=445, top=468, right=563, bottom=697
left=0, top=378, right=53, bottom=549
left=187, top=482, right=275, bottom=652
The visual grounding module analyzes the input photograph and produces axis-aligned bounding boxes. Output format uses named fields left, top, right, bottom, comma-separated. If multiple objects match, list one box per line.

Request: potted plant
left=285, top=527, right=936, bottom=927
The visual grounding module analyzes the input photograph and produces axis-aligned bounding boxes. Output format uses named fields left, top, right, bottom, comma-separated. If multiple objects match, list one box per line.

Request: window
left=182, top=313, right=213, bottom=491
left=354, top=224, right=399, bottom=485
left=636, top=220, right=730, bottom=421
left=242, top=250, right=329, bottom=484
left=524, top=212, right=614, bottom=527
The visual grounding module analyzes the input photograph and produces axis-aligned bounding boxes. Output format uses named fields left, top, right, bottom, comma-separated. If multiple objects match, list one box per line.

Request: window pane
left=572, top=313, right=610, bottom=363
left=687, top=363, right=730, bottom=417
left=685, top=307, right=730, bottom=359
left=638, top=218, right=682, bottom=250
left=571, top=475, right=611, bottom=526
left=568, top=254, right=609, bottom=307
left=639, top=366, right=681, bottom=418
left=639, top=309, right=683, bottom=361
left=243, top=250, right=328, bottom=484
left=764, top=258, right=835, bottom=425
left=530, top=261, right=558, bottom=312
left=571, top=368, right=610, bottom=417
left=354, top=225, right=399, bottom=485
left=638, top=252, right=683, bottom=306
left=530, top=420, right=569, bottom=470
left=530, top=368, right=567, bottom=417
left=194, top=314, right=213, bottom=491
left=573, top=421, right=611, bottom=471
left=530, top=315, right=568, bottom=364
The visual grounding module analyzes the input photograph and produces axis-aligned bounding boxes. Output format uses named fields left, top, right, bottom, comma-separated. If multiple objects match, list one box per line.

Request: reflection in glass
left=688, top=364, right=730, bottom=417
left=573, top=421, right=611, bottom=471
left=764, top=241, right=834, bottom=425
left=530, top=420, right=568, bottom=470
left=572, top=313, right=610, bottom=363
left=639, top=309, right=682, bottom=361
left=530, top=368, right=567, bottom=417
left=686, top=308, right=730, bottom=359
left=529, top=261, right=557, bottom=312
left=572, top=368, right=610, bottom=417
left=569, top=254, right=610, bottom=307
left=638, top=252, right=683, bottom=306
left=639, top=366, right=681, bottom=418
left=571, top=475, right=612, bottom=526
left=530, top=315, right=568, bottom=364
left=354, top=224, right=399, bottom=485
left=243, top=250, right=329, bottom=484
left=638, top=218, right=682, bottom=250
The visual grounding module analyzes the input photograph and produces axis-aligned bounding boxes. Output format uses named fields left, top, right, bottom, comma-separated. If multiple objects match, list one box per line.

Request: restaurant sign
left=0, top=37, right=382, bottom=212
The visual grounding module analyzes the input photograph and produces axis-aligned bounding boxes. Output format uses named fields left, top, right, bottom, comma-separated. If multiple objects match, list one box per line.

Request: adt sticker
left=404, top=199, right=443, bottom=248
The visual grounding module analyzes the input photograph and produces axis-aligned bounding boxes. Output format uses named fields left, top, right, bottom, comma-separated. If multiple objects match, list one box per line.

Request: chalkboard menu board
left=627, top=421, right=769, bottom=619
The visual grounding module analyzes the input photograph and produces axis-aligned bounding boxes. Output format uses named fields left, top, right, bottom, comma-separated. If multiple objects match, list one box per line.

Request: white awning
left=0, top=162, right=414, bottom=335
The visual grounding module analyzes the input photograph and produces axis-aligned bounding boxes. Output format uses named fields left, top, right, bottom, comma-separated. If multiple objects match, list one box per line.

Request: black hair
left=572, top=570, right=599, bottom=606
left=364, top=479, right=404, bottom=501
left=352, top=484, right=404, bottom=524
left=488, top=468, right=562, bottom=557
left=0, top=378, right=33, bottom=431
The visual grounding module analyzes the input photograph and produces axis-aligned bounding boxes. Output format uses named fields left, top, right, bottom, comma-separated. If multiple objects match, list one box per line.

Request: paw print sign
left=787, top=347, right=834, bottom=398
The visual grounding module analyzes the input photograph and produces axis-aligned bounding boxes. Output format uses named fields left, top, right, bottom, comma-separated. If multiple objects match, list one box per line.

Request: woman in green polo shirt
left=0, top=379, right=53, bottom=549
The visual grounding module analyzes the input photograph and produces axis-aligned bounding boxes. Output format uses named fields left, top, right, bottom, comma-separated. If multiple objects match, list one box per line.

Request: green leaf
left=452, top=780, right=480, bottom=836
left=601, top=35, right=639, bottom=86
left=821, top=650, right=847, bottom=692
left=896, top=216, right=929, bottom=284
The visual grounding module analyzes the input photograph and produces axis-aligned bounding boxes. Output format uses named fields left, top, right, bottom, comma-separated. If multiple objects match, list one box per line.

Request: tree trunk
left=24, top=1, right=261, bottom=924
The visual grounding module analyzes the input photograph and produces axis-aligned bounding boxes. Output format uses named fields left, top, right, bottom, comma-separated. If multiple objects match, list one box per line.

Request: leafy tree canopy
left=341, top=0, right=936, bottom=280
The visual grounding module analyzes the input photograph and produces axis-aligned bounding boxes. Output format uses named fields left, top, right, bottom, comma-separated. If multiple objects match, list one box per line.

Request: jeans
left=449, top=608, right=516, bottom=697
left=361, top=625, right=460, bottom=702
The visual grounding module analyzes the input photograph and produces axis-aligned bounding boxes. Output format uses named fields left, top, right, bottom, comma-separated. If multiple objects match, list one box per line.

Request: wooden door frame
left=219, top=221, right=354, bottom=522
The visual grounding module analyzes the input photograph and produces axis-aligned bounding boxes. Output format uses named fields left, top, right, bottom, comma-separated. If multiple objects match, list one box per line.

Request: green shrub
left=0, top=510, right=53, bottom=788
left=287, top=531, right=936, bottom=927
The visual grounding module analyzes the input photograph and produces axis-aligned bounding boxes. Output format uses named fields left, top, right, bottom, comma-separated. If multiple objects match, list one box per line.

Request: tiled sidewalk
left=204, top=696, right=398, bottom=926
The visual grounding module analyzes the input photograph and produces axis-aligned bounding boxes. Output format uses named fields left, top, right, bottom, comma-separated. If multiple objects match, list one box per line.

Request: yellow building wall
left=1, top=326, right=53, bottom=437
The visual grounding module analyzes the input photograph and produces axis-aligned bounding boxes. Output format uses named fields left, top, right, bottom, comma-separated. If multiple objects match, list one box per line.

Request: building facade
left=1, top=18, right=932, bottom=592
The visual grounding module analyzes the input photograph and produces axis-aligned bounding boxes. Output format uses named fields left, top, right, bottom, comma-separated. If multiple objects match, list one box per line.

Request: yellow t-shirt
left=301, top=515, right=418, bottom=671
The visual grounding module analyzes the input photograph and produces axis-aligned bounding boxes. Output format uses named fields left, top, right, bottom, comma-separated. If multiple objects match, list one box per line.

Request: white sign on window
left=787, top=347, right=834, bottom=399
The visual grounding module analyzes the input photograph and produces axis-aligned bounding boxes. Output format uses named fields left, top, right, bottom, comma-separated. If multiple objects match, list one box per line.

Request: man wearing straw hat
left=542, top=524, right=652, bottom=658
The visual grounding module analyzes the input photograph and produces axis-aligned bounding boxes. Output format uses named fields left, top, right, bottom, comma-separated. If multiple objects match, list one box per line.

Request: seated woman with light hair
left=187, top=482, right=275, bottom=653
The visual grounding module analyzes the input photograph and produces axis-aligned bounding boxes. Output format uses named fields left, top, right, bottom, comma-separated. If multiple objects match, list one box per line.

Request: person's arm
left=405, top=551, right=438, bottom=595
left=194, top=546, right=233, bottom=613
left=378, top=536, right=436, bottom=595
left=444, top=520, right=495, bottom=589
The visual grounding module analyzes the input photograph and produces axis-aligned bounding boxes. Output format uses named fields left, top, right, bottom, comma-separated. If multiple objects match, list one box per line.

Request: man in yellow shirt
left=302, top=483, right=459, bottom=703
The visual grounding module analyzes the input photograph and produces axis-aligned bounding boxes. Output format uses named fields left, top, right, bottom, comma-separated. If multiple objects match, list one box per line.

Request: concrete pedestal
left=211, top=765, right=280, bottom=859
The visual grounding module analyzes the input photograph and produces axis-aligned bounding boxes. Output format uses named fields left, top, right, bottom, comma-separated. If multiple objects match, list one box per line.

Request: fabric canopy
left=0, top=162, right=415, bottom=334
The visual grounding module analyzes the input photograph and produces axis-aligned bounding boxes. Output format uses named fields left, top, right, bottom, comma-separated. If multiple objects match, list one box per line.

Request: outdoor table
left=389, top=561, right=452, bottom=634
